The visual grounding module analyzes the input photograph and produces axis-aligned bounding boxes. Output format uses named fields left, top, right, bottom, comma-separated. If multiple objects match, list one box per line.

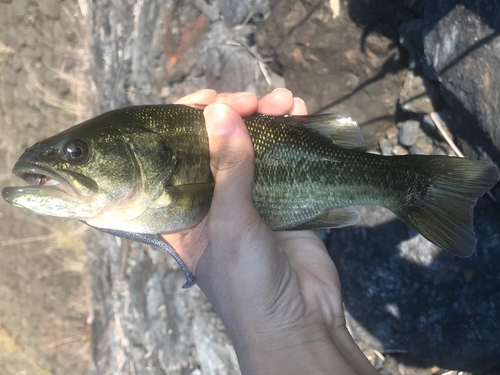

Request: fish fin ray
left=281, top=114, right=365, bottom=149
left=291, top=207, right=360, bottom=230
left=163, top=183, right=215, bottom=201
left=395, top=156, right=499, bottom=257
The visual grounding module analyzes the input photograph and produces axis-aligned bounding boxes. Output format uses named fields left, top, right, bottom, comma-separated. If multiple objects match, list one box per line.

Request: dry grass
left=29, top=72, right=86, bottom=117
left=0, top=217, right=88, bottom=270
left=0, top=326, right=52, bottom=375
left=21, top=0, right=90, bottom=127
left=0, top=43, right=16, bottom=55
left=0, top=0, right=92, bottom=271
left=0, top=2, right=94, bottom=370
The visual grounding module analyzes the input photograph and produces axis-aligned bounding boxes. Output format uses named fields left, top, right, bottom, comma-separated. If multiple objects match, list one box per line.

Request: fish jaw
left=2, top=185, right=95, bottom=218
left=2, top=160, right=99, bottom=219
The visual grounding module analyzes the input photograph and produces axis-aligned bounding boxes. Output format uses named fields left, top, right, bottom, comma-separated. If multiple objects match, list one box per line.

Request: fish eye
left=65, top=140, right=89, bottom=164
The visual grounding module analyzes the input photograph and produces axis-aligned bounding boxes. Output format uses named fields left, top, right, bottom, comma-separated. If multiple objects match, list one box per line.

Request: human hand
left=162, top=88, right=308, bottom=274
left=163, top=89, right=378, bottom=375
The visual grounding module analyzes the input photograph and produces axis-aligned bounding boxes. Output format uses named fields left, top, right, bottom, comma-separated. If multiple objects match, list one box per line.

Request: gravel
left=398, top=120, right=421, bottom=146
left=379, top=138, right=393, bottom=156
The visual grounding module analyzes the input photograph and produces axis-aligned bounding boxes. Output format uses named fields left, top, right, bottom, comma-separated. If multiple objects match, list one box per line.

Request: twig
left=429, top=112, right=464, bottom=157
left=259, top=61, right=272, bottom=86
left=234, top=11, right=254, bottom=30
left=0, top=233, right=58, bottom=247
left=226, top=37, right=273, bottom=85
left=373, top=350, right=385, bottom=361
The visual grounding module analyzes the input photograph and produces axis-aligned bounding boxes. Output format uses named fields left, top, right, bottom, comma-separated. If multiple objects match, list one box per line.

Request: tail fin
left=396, top=156, right=499, bottom=257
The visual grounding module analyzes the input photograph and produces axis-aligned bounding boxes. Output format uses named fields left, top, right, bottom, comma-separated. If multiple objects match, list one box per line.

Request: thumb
left=204, top=103, right=257, bottom=222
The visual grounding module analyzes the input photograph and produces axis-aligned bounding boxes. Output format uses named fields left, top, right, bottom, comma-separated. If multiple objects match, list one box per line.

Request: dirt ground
left=0, top=0, right=92, bottom=373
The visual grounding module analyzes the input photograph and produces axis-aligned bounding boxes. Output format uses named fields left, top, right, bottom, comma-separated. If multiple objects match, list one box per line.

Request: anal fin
left=291, top=207, right=360, bottom=230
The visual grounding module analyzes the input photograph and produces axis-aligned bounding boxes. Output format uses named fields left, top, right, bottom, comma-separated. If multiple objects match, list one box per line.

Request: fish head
left=2, top=117, right=178, bottom=225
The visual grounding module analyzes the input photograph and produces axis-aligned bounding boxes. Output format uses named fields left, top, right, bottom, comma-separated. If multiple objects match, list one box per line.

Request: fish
left=2, top=105, right=499, bottom=286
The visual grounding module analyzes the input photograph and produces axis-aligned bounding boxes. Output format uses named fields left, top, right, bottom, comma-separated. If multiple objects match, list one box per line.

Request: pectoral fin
left=291, top=207, right=361, bottom=230
left=85, top=183, right=214, bottom=234
left=133, top=182, right=215, bottom=233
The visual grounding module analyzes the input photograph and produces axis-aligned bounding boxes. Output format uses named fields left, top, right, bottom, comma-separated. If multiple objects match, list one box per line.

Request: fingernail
left=294, top=97, right=305, bottom=105
left=227, top=92, right=256, bottom=98
left=204, top=104, right=236, bottom=136
left=271, top=88, right=292, bottom=96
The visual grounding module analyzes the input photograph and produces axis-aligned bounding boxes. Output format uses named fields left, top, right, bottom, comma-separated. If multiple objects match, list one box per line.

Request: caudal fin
left=396, top=156, right=499, bottom=257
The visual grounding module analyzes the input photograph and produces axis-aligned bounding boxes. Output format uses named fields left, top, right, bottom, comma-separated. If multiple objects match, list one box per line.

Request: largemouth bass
left=2, top=105, right=499, bottom=268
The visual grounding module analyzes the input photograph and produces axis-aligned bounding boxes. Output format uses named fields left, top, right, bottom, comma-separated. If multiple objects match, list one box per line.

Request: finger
left=215, top=92, right=258, bottom=117
left=174, top=89, right=217, bottom=105
left=203, top=103, right=260, bottom=225
left=257, top=88, right=294, bottom=116
left=290, top=97, right=308, bottom=115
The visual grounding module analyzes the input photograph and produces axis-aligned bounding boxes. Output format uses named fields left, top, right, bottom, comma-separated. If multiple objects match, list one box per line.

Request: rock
left=39, top=0, right=61, bottom=20
left=399, top=70, right=441, bottom=114
left=379, top=138, right=393, bottom=156
left=385, top=127, right=399, bottom=146
left=409, top=145, right=425, bottom=155
left=400, top=0, right=500, bottom=167
left=398, top=120, right=420, bottom=147
left=422, top=1, right=500, bottom=154
left=392, top=145, right=409, bottom=155
left=413, top=136, right=434, bottom=154
left=432, top=146, right=447, bottom=156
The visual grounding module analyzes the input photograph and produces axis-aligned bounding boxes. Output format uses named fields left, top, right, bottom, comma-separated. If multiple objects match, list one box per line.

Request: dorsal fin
left=281, top=114, right=365, bottom=149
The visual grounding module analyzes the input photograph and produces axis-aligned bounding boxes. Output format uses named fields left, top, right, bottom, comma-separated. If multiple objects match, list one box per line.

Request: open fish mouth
left=18, top=173, right=72, bottom=194
left=1, top=161, right=97, bottom=218
left=9, top=161, right=80, bottom=198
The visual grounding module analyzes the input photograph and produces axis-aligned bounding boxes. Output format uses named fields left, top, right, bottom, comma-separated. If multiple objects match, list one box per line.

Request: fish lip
left=12, top=161, right=81, bottom=198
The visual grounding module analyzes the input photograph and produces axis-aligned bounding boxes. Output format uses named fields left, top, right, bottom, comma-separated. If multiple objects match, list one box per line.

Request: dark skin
left=162, top=89, right=379, bottom=375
